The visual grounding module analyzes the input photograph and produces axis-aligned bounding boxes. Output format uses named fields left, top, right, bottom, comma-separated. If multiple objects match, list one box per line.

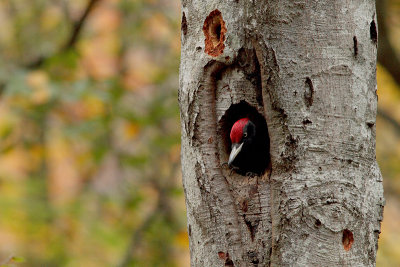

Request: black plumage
left=228, top=118, right=269, bottom=176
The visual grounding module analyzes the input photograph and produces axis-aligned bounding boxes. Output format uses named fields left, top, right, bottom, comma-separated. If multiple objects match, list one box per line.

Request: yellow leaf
left=175, top=230, right=189, bottom=249
left=377, top=64, right=400, bottom=122
left=123, top=122, right=140, bottom=140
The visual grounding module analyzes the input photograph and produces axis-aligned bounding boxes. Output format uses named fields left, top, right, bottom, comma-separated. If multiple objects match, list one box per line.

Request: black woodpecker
left=228, top=118, right=269, bottom=175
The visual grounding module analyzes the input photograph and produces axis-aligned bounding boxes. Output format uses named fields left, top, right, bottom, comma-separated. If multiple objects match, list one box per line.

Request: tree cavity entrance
left=203, top=9, right=226, bottom=57
left=342, top=229, right=354, bottom=251
left=218, top=101, right=270, bottom=176
left=370, top=20, right=377, bottom=44
left=214, top=24, right=221, bottom=44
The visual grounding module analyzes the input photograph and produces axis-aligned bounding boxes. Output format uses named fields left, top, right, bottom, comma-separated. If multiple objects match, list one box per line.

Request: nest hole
left=342, top=229, right=354, bottom=251
left=203, top=9, right=226, bottom=57
left=218, top=101, right=270, bottom=175
left=370, top=20, right=377, bottom=44
left=213, top=24, right=221, bottom=44
left=181, top=12, right=188, bottom=36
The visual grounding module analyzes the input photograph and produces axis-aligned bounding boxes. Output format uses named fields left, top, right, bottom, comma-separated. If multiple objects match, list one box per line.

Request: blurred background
left=0, top=0, right=397, bottom=266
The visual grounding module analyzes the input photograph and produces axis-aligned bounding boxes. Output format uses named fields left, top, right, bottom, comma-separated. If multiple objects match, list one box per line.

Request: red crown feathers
left=230, top=118, right=249, bottom=144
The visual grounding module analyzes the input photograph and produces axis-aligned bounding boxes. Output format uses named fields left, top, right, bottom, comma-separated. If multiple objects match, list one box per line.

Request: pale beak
left=228, top=143, right=243, bottom=166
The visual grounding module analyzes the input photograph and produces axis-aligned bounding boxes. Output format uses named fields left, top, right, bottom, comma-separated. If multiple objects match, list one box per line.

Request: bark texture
left=179, top=1, right=384, bottom=266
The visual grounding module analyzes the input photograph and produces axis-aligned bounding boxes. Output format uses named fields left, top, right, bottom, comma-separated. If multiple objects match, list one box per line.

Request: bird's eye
left=243, top=133, right=247, bottom=138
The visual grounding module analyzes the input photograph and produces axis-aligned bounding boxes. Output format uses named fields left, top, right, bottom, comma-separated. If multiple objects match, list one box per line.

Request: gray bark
left=179, top=1, right=384, bottom=266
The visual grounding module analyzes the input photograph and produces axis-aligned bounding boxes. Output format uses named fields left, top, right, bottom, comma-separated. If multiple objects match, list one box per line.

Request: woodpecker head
left=228, top=118, right=256, bottom=167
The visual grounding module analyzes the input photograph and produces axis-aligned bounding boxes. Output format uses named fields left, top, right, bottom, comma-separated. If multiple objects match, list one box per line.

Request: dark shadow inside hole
left=370, top=20, right=377, bottom=43
left=215, top=24, right=221, bottom=40
left=218, top=101, right=270, bottom=175
left=210, top=20, right=222, bottom=47
left=353, top=36, right=358, bottom=57
left=181, top=12, right=187, bottom=36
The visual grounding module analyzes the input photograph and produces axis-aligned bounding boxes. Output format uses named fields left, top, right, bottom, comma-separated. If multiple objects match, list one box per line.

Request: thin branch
left=64, top=0, right=100, bottom=50
left=27, top=0, right=101, bottom=69
left=377, top=0, right=400, bottom=87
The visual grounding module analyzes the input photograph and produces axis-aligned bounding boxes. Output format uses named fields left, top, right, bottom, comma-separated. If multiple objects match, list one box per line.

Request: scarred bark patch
left=203, top=10, right=227, bottom=57
left=217, top=252, right=234, bottom=266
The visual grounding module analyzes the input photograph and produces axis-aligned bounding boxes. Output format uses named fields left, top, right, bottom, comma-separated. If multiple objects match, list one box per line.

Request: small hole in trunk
left=203, top=10, right=227, bottom=57
left=370, top=20, right=377, bottom=44
left=342, top=229, right=354, bottom=251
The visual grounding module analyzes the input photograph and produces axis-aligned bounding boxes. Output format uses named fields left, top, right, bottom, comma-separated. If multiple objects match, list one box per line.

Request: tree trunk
left=179, top=1, right=384, bottom=266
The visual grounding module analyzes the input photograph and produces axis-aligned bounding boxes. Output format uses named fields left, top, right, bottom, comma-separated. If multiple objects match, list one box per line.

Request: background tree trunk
left=179, top=1, right=384, bottom=266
